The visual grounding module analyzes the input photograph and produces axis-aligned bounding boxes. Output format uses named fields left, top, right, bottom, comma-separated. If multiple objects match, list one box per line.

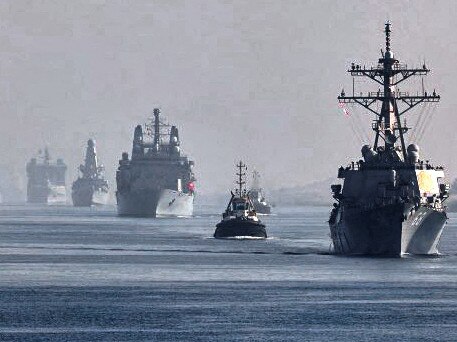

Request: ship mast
left=252, top=170, right=261, bottom=190
left=338, top=22, right=440, bottom=160
left=153, top=108, right=161, bottom=151
left=236, top=161, right=247, bottom=196
left=82, top=139, right=98, bottom=179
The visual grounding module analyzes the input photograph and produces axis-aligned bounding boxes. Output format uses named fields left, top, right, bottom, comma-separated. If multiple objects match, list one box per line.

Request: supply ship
left=116, top=108, right=195, bottom=217
left=329, top=23, right=450, bottom=256
left=26, top=148, right=67, bottom=204
left=72, top=139, right=109, bottom=207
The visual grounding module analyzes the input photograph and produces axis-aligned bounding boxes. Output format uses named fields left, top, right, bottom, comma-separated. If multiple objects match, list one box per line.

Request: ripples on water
left=0, top=204, right=456, bottom=341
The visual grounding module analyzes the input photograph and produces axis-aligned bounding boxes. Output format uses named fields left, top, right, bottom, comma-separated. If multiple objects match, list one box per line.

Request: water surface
left=0, top=205, right=455, bottom=341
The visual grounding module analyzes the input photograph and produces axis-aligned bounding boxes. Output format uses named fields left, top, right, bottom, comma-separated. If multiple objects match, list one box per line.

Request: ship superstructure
left=26, top=148, right=67, bottom=204
left=329, top=23, right=449, bottom=256
left=116, top=108, right=195, bottom=217
left=72, top=139, right=109, bottom=207
left=249, top=170, right=271, bottom=214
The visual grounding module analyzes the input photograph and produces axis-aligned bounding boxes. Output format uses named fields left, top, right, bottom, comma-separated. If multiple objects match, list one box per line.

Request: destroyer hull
left=72, top=187, right=109, bottom=207
left=214, top=220, right=267, bottom=238
left=117, top=189, right=193, bottom=217
left=330, top=204, right=447, bottom=256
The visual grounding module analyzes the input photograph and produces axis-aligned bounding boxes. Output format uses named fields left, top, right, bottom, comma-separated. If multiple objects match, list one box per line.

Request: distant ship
left=214, top=161, right=267, bottom=238
left=249, top=170, right=271, bottom=214
left=329, top=23, right=450, bottom=256
left=116, top=108, right=196, bottom=217
left=26, top=148, right=67, bottom=204
left=72, top=139, right=109, bottom=207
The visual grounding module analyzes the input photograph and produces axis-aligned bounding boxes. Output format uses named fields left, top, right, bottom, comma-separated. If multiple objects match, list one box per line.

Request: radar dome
left=361, top=145, right=377, bottom=161
left=407, top=144, right=420, bottom=153
left=407, top=144, right=420, bottom=163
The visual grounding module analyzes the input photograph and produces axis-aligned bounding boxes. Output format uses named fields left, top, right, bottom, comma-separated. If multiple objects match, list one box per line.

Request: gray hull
left=72, top=186, right=93, bottom=207
left=330, top=204, right=447, bottom=256
left=117, top=190, right=160, bottom=217
left=117, top=189, right=193, bottom=217
left=72, top=187, right=109, bottom=207
left=253, top=201, right=271, bottom=215
left=27, top=184, right=67, bottom=205
left=27, top=185, right=49, bottom=203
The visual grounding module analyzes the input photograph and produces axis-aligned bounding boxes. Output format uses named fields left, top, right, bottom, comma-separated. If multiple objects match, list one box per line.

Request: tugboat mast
left=338, top=22, right=440, bottom=161
left=236, top=161, right=247, bottom=196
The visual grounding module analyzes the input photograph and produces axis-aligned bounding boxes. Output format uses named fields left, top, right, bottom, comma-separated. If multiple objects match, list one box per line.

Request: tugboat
left=72, top=139, right=109, bottom=207
left=26, top=148, right=67, bottom=204
left=329, top=22, right=450, bottom=256
left=214, top=161, right=267, bottom=238
left=116, top=108, right=196, bottom=217
left=249, top=170, right=272, bottom=214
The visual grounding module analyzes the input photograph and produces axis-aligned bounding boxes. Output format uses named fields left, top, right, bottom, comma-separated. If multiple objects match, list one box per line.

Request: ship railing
left=392, top=63, right=408, bottom=70
left=371, top=120, right=405, bottom=132
left=366, top=91, right=410, bottom=97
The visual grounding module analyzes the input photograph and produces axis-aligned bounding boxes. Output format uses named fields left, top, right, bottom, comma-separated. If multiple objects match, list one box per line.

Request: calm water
left=0, top=204, right=456, bottom=341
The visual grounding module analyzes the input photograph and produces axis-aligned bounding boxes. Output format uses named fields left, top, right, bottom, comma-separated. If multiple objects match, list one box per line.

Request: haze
left=1, top=0, right=456, bottom=200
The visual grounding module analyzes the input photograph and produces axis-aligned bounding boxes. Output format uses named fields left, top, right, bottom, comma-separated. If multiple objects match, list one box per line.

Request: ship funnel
left=132, top=125, right=144, bottom=158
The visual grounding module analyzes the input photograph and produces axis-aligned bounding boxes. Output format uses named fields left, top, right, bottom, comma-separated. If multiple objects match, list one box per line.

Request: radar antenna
left=338, top=22, right=440, bottom=160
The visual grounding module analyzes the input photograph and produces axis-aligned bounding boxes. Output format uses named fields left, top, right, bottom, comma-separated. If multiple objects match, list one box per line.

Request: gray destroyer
left=116, top=108, right=196, bottom=217
left=249, top=170, right=271, bottom=214
left=329, top=23, right=450, bottom=256
left=26, top=148, right=67, bottom=204
left=72, top=139, right=109, bottom=207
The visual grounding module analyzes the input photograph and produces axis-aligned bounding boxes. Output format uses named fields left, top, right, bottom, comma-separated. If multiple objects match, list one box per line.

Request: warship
left=26, top=148, right=67, bottom=204
left=329, top=23, right=450, bottom=256
left=72, top=139, right=109, bottom=207
left=249, top=170, right=271, bottom=214
left=116, top=108, right=196, bottom=217
left=214, top=161, right=267, bottom=239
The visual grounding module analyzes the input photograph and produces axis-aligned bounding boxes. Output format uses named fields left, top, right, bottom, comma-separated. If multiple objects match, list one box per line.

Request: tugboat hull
left=330, top=203, right=447, bottom=256
left=214, top=219, right=267, bottom=238
left=117, top=188, right=193, bottom=217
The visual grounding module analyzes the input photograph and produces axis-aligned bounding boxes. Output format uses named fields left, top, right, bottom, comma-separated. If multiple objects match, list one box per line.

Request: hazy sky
left=1, top=0, right=456, bottom=196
